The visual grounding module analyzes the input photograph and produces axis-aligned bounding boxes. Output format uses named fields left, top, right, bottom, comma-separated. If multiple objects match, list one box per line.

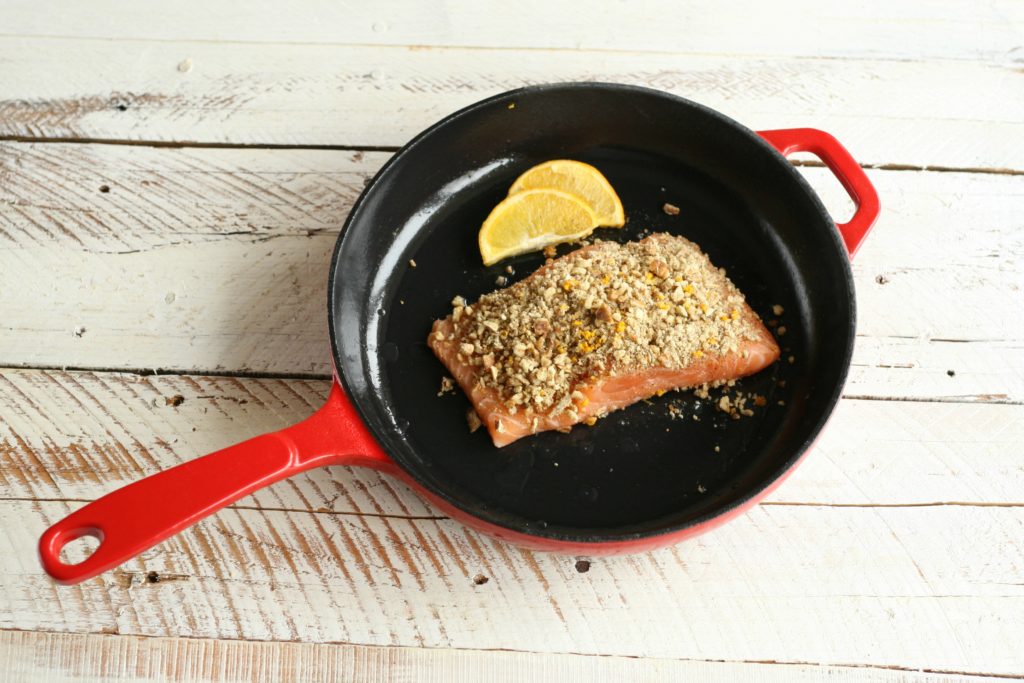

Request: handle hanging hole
left=58, top=530, right=102, bottom=566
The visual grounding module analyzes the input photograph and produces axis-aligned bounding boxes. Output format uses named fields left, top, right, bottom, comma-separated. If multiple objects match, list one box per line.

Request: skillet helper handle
left=758, top=128, right=880, bottom=258
left=39, top=384, right=389, bottom=585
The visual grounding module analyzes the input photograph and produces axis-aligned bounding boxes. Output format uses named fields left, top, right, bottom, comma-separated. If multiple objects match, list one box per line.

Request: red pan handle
left=758, top=128, right=880, bottom=258
left=38, top=383, right=391, bottom=585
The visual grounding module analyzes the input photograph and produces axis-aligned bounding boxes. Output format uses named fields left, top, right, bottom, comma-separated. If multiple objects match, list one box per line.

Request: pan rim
left=327, top=81, right=856, bottom=543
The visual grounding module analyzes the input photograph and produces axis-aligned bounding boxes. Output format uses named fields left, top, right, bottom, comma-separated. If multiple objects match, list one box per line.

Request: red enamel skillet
left=40, top=83, right=879, bottom=584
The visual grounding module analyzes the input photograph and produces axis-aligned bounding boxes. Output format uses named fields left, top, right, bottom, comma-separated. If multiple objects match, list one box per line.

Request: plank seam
left=0, top=364, right=1019, bottom=406
left=0, top=31, right=1017, bottom=66
left=0, top=134, right=401, bottom=153
left=2, top=136, right=1023, bottom=176
left=7, top=496, right=1024, bottom=512
left=0, top=497, right=448, bottom=519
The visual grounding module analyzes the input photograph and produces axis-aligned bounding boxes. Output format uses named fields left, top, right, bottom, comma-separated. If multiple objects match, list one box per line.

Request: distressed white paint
left=2, top=143, right=1022, bottom=395
left=0, top=39, right=1021, bottom=170
left=1, top=0, right=1020, bottom=63
left=2, top=630, right=1008, bottom=683
left=2, top=370, right=1023, bottom=512
left=3, top=498, right=1024, bottom=673
left=2, top=368, right=1023, bottom=673
left=2, top=2, right=1022, bottom=677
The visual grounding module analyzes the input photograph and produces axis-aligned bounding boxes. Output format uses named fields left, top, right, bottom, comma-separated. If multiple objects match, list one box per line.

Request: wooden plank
left=848, top=336, right=1024, bottom=405
left=0, top=142, right=370, bottom=377
left=2, top=369, right=1023, bottom=511
left=0, top=370, right=433, bottom=518
left=0, top=630, right=1013, bottom=683
left=0, top=38, right=1021, bottom=170
left=2, top=142, right=1022, bottom=393
left=2, top=0, right=1021, bottom=63
left=4, top=498, right=1024, bottom=673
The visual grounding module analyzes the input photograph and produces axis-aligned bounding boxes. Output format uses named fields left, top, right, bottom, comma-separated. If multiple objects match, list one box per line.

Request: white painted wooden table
left=2, top=2, right=1022, bottom=681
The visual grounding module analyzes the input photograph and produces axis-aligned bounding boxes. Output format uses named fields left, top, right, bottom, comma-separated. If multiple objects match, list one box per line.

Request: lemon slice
left=478, top=189, right=597, bottom=266
left=508, top=159, right=625, bottom=227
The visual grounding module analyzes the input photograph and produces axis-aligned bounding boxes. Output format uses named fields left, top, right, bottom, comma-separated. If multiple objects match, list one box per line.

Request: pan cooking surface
left=331, top=84, right=854, bottom=539
left=379, top=147, right=804, bottom=531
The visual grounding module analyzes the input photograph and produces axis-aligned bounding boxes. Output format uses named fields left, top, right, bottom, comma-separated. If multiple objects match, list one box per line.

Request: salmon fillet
left=428, top=234, right=780, bottom=447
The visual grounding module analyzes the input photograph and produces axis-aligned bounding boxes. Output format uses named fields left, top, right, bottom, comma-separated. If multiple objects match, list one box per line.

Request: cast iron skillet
left=40, top=83, right=879, bottom=584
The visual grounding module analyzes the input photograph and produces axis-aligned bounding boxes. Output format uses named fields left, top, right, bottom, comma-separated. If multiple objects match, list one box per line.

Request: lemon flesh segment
left=478, top=189, right=598, bottom=266
left=508, top=159, right=625, bottom=228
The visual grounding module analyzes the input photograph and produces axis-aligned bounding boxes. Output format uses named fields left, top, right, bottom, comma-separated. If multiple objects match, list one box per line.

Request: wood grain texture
left=2, top=0, right=1021, bottom=63
left=3, top=631, right=1013, bottom=683
left=2, top=369, right=1023, bottom=511
left=3, top=142, right=1022, bottom=400
left=4, top=497, right=1024, bottom=673
left=0, top=38, right=1021, bottom=170
left=2, top=4, right=1023, bottom=676
left=2, top=368, right=1022, bottom=670
left=0, top=142, right=371, bottom=252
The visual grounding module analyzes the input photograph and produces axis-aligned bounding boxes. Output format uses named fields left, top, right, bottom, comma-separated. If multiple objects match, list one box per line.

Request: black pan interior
left=329, top=83, right=855, bottom=540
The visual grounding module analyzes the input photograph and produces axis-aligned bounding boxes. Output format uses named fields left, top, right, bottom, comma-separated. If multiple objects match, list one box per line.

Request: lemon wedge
left=478, top=189, right=597, bottom=266
left=508, top=159, right=625, bottom=227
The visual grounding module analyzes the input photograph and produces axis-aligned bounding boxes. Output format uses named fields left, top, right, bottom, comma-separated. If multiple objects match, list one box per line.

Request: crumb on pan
left=437, top=376, right=456, bottom=396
